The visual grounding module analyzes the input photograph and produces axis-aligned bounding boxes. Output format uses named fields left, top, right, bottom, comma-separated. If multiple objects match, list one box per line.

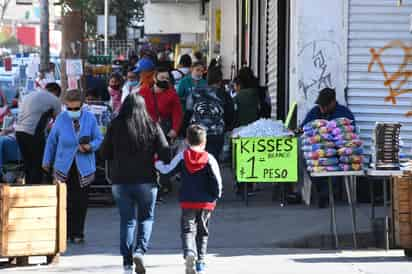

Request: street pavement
left=1, top=167, right=412, bottom=273
left=1, top=200, right=411, bottom=274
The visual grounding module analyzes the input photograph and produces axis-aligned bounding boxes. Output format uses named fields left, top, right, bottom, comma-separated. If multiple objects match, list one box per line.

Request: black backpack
left=189, top=88, right=225, bottom=136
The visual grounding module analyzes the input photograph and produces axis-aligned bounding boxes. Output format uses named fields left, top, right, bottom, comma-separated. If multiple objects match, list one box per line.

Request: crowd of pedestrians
left=10, top=50, right=268, bottom=274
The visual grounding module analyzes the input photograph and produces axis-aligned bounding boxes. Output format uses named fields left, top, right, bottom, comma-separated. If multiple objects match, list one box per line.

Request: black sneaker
left=133, top=253, right=146, bottom=274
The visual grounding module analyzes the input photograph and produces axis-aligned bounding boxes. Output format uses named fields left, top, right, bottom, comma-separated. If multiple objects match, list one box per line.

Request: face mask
left=192, top=75, right=202, bottom=81
left=68, top=110, right=81, bottom=120
left=156, top=80, right=169, bottom=90
left=128, top=81, right=138, bottom=87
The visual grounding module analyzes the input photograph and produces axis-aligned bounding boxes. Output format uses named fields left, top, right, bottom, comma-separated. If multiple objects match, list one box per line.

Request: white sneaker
left=123, top=265, right=133, bottom=274
left=185, top=254, right=196, bottom=274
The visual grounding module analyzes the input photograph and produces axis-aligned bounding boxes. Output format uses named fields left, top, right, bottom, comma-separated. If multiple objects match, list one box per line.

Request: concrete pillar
left=220, top=0, right=236, bottom=80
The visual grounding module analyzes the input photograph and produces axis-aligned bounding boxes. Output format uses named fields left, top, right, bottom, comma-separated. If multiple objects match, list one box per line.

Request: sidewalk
left=0, top=203, right=410, bottom=274
left=0, top=167, right=410, bottom=273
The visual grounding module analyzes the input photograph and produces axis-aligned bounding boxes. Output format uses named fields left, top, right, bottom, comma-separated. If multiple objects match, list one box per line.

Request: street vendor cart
left=86, top=102, right=113, bottom=205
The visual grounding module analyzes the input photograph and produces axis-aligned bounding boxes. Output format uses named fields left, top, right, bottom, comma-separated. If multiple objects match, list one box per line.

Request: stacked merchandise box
left=372, top=123, right=401, bottom=170
left=0, top=183, right=66, bottom=264
left=393, top=174, right=412, bottom=257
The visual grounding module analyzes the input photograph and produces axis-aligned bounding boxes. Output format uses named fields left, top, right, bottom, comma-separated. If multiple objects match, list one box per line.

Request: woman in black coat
left=100, top=93, right=169, bottom=273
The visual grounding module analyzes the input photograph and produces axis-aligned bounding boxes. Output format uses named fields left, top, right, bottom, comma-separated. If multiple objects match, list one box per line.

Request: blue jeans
left=112, top=183, right=158, bottom=263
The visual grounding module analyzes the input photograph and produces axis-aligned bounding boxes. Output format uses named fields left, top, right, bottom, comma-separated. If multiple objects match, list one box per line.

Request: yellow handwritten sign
left=216, top=9, right=221, bottom=42
left=234, top=137, right=298, bottom=183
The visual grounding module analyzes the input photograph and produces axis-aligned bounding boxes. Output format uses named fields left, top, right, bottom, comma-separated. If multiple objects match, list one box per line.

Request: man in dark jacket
left=185, top=66, right=234, bottom=159
left=301, top=88, right=355, bottom=128
left=301, top=88, right=356, bottom=208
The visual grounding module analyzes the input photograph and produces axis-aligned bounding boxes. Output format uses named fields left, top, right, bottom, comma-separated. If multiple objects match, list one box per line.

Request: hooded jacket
left=155, top=148, right=223, bottom=210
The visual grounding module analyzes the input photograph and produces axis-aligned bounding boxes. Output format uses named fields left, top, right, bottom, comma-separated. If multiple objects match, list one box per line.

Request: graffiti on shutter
left=368, top=40, right=412, bottom=116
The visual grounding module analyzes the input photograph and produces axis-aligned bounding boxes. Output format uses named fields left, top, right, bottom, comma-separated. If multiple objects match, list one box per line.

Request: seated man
left=301, top=88, right=355, bottom=127
left=300, top=88, right=356, bottom=208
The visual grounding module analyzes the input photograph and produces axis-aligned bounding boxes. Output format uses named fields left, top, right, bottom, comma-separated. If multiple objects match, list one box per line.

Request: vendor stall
left=367, top=169, right=404, bottom=251
left=232, top=119, right=298, bottom=206
left=311, top=171, right=364, bottom=249
left=302, top=118, right=364, bottom=249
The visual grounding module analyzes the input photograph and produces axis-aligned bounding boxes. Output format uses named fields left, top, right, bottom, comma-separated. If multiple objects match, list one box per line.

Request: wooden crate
left=393, top=176, right=412, bottom=248
left=0, top=183, right=66, bottom=262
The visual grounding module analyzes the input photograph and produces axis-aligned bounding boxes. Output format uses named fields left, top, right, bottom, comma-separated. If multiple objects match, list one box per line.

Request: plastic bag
left=302, top=137, right=321, bottom=145
left=339, top=163, right=362, bottom=171
left=339, top=155, right=363, bottom=164
left=304, top=149, right=337, bottom=159
left=306, top=157, right=339, bottom=166
left=304, top=127, right=331, bottom=137
left=302, top=144, right=326, bottom=152
left=307, top=165, right=342, bottom=173
left=301, top=141, right=336, bottom=150
left=337, top=147, right=364, bottom=156
left=328, top=118, right=353, bottom=128
left=303, top=119, right=329, bottom=131
left=333, top=133, right=360, bottom=141
left=304, top=134, right=335, bottom=143
left=335, top=139, right=363, bottom=148
left=330, top=126, right=355, bottom=136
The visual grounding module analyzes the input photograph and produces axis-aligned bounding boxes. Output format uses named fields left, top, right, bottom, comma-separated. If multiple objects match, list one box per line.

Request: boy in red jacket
left=155, top=125, right=222, bottom=274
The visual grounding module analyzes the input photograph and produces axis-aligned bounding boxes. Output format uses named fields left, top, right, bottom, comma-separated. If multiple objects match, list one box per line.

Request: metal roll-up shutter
left=348, top=0, right=412, bottom=151
left=267, top=0, right=278, bottom=118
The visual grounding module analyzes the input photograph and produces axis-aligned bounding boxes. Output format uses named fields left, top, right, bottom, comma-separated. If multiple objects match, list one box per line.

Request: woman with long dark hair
left=101, top=93, right=169, bottom=274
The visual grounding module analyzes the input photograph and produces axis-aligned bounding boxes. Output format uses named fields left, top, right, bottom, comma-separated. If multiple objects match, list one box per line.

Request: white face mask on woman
left=67, top=109, right=82, bottom=120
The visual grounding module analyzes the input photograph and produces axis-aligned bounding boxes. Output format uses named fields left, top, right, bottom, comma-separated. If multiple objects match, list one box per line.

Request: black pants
left=16, top=132, right=45, bottom=184
left=67, top=164, right=89, bottom=239
left=206, top=135, right=224, bottom=160
left=159, top=137, right=175, bottom=195
left=181, top=209, right=212, bottom=262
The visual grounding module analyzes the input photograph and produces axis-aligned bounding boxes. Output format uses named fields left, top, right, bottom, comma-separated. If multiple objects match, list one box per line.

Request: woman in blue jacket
left=43, top=89, right=103, bottom=243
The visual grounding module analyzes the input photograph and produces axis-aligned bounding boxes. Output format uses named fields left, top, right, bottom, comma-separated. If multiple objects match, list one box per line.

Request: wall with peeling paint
left=289, top=0, right=346, bottom=124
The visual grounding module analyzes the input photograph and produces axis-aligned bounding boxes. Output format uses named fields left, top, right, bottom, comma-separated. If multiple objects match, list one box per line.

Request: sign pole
left=104, top=0, right=109, bottom=56
left=40, top=0, right=50, bottom=72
